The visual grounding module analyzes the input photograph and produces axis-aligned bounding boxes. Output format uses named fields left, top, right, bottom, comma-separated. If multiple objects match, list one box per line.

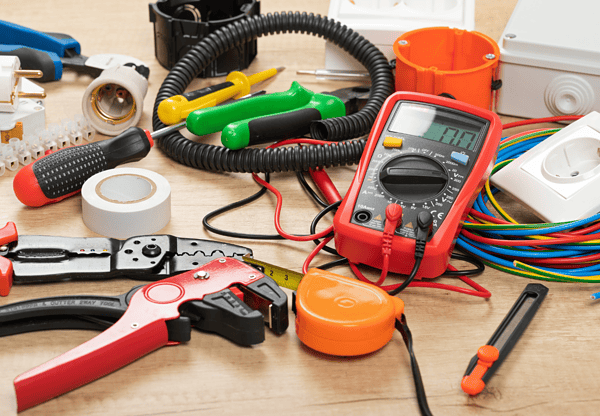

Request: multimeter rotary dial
left=378, top=155, right=448, bottom=202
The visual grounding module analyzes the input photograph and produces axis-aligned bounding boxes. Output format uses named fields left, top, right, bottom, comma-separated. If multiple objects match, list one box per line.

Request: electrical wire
left=303, top=236, right=334, bottom=274
left=396, top=315, right=434, bottom=416
left=152, top=11, right=395, bottom=174
left=443, top=252, right=485, bottom=276
left=387, top=258, right=423, bottom=296
left=296, top=171, right=329, bottom=209
left=252, top=173, right=334, bottom=242
left=459, top=123, right=600, bottom=283
left=502, top=115, right=582, bottom=130
left=310, top=200, right=342, bottom=256
left=202, top=173, right=284, bottom=240
left=348, top=262, right=491, bottom=298
left=316, top=258, right=349, bottom=270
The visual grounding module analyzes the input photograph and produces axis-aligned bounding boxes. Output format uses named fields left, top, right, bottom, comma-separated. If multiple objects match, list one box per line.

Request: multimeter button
left=451, top=152, right=469, bottom=165
left=383, top=136, right=403, bottom=148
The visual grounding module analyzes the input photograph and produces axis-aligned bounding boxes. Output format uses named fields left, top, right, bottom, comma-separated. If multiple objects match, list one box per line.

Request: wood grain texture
left=2, top=0, right=599, bottom=415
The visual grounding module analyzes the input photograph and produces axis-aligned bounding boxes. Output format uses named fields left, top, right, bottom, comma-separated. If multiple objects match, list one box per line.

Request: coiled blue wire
left=459, top=130, right=600, bottom=286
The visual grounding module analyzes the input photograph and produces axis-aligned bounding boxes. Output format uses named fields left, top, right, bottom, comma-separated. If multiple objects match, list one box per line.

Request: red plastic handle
left=13, top=257, right=262, bottom=411
left=0, top=222, right=18, bottom=296
left=0, top=257, right=13, bottom=297
left=13, top=161, right=81, bottom=207
left=461, top=345, right=500, bottom=395
left=0, top=221, right=18, bottom=246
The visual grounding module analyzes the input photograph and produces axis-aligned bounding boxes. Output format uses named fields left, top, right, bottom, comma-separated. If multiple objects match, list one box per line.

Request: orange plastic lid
left=295, top=268, right=404, bottom=356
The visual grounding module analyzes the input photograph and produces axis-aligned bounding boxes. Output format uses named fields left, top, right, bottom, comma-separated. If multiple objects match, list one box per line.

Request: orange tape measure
left=294, top=268, right=404, bottom=356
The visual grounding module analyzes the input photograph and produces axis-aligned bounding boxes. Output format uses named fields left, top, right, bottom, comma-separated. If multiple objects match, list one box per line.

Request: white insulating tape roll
left=82, top=168, right=171, bottom=238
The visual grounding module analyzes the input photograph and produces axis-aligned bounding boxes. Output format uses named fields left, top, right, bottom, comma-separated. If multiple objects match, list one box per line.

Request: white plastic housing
left=496, top=0, right=600, bottom=118
left=325, top=0, right=474, bottom=71
left=0, top=98, right=45, bottom=138
left=82, top=65, right=148, bottom=136
left=0, top=56, right=21, bottom=113
left=491, top=112, right=600, bottom=222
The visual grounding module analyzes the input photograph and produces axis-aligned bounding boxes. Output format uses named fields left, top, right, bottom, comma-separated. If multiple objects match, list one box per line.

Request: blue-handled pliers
left=0, top=20, right=149, bottom=82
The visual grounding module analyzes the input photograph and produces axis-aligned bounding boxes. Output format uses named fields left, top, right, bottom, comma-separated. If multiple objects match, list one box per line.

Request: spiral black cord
left=152, top=11, right=394, bottom=173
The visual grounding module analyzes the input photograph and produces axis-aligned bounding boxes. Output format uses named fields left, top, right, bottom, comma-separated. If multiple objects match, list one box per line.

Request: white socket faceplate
left=491, top=112, right=600, bottom=222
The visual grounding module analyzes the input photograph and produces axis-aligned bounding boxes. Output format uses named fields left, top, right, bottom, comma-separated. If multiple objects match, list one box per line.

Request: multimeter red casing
left=333, top=92, right=502, bottom=278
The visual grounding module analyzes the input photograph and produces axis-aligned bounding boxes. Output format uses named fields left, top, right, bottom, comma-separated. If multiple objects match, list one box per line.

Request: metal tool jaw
left=0, top=222, right=253, bottom=295
left=5, top=257, right=288, bottom=411
left=324, top=86, right=371, bottom=115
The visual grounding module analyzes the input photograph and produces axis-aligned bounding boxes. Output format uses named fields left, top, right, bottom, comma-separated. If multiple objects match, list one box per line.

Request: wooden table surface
left=2, top=1, right=599, bottom=415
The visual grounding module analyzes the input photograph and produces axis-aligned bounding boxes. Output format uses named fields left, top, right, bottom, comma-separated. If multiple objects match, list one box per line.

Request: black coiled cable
left=152, top=11, right=395, bottom=173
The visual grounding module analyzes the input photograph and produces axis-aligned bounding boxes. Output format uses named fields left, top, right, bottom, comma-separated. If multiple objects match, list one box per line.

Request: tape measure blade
left=242, top=255, right=303, bottom=291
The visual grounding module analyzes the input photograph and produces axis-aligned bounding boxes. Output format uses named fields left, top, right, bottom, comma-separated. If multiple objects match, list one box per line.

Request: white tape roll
left=82, top=168, right=171, bottom=238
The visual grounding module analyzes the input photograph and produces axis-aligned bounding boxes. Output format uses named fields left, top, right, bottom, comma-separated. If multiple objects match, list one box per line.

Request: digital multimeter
left=333, top=92, right=502, bottom=278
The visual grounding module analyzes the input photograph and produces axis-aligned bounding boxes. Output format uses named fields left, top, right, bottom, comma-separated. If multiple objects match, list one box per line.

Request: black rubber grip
left=247, top=108, right=322, bottom=146
left=0, top=47, right=57, bottom=82
left=181, top=289, right=265, bottom=346
left=33, top=144, right=108, bottom=198
left=0, top=295, right=127, bottom=321
left=182, top=82, right=233, bottom=101
left=33, top=127, right=152, bottom=199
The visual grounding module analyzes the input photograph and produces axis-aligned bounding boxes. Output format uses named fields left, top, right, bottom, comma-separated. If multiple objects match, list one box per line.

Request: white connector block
left=74, top=114, right=96, bottom=141
left=491, top=112, right=600, bottom=222
left=62, top=118, right=83, bottom=145
left=9, top=137, right=31, bottom=165
left=48, top=123, right=70, bottom=148
left=23, top=134, right=45, bottom=159
left=0, top=143, right=18, bottom=171
left=38, top=129, right=57, bottom=152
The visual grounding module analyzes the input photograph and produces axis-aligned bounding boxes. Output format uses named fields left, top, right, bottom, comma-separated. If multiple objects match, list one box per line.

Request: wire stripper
left=0, top=221, right=252, bottom=296
left=0, top=257, right=288, bottom=412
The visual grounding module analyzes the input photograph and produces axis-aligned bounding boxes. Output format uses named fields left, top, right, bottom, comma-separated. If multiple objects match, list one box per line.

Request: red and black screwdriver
left=13, top=123, right=185, bottom=207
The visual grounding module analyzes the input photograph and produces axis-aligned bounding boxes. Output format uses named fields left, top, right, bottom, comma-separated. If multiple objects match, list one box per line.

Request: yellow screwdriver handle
left=157, top=67, right=281, bottom=125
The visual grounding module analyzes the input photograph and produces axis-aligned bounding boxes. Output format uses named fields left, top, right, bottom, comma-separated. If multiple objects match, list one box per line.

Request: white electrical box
left=496, top=0, right=600, bottom=118
left=325, top=0, right=475, bottom=72
left=491, top=112, right=600, bottom=223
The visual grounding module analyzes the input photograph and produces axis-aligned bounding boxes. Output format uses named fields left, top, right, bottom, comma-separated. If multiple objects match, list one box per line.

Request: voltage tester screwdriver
left=157, top=66, right=285, bottom=125
left=13, top=123, right=184, bottom=207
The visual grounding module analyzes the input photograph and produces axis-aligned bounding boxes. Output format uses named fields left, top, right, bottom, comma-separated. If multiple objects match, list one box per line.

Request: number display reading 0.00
left=387, top=102, right=485, bottom=151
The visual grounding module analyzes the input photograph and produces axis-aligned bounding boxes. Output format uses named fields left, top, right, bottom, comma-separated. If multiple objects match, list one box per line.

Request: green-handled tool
left=185, top=82, right=370, bottom=150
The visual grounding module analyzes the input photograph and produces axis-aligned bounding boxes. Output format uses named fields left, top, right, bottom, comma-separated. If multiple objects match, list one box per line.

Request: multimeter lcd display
left=388, top=103, right=485, bottom=151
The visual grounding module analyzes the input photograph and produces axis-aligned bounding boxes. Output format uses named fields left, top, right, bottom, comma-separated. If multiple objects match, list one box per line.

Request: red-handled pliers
left=10, top=257, right=288, bottom=412
left=0, top=221, right=18, bottom=296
